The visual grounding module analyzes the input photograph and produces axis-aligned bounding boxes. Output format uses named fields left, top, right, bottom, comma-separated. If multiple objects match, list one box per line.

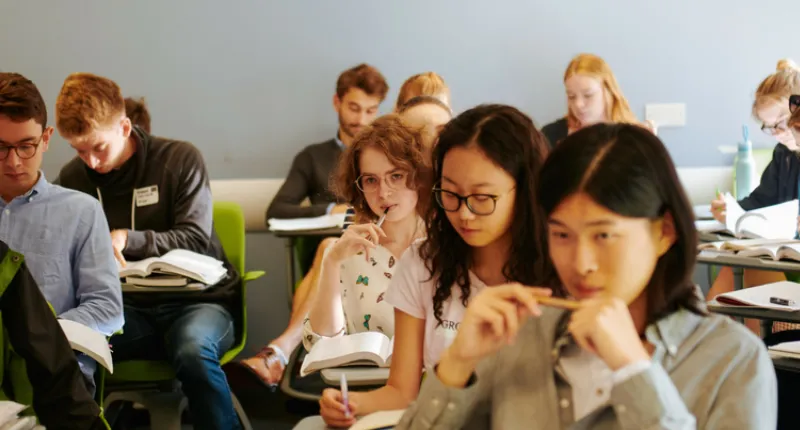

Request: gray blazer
left=397, top=308, right=777, bottom=429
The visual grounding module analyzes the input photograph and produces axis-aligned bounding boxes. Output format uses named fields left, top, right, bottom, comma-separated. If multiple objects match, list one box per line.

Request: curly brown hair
left=332, top=114, right=432, bottom=222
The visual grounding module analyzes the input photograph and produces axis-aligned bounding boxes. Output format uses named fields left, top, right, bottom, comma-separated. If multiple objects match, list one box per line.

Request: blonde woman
left=707, top=59, right=800, bottom=334
left=394, top=72, right=450, bottom=110
left=541, top=53, right=654, bottom=146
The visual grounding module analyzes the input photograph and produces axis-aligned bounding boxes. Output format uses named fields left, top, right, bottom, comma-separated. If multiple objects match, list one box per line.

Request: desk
left=708, top=299, right=800, bottom=338
left=697, top=251, right=800, bottom=292
left=272, top=228, right=343, bottom=309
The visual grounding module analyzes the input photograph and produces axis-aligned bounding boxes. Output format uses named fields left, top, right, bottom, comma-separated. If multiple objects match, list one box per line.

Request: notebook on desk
left=268, top=214, right=347, bottom=232
left=694, top=195, right=798, bottom=239
left=714, top=281, right=800, bottom=311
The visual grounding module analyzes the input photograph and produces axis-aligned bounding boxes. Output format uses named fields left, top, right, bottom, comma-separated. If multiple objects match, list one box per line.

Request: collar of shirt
left=334, top=132, right=345, bottom=150
left=0, top=170, right=50, bottom=207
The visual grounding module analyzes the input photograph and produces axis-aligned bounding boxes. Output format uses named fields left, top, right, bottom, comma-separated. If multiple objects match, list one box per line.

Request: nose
left=378, top=179, right=393, bottom=200
left=573, top=240, right=598, bottom=276
left=573, top=97, right=586, bottom=110
left=86, top=154, right=101, bottom=169
left=357, top=111, right=371, bottom=126
left=457, top=199, right=475, bottom=221
left=4, top=149, right=22, bottom=167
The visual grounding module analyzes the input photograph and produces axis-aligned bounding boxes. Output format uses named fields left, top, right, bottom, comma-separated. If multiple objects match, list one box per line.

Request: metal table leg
left=732, top=267, right=744, bottom=291
left=285, top=237, right=296, bottom=310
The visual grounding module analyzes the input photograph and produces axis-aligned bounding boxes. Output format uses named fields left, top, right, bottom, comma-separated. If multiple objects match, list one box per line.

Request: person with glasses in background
left=315, top=104, right=554, bottom=428
left=707, top=59, right=800, bottom=335
left=0, top=72, right=123, bottom=397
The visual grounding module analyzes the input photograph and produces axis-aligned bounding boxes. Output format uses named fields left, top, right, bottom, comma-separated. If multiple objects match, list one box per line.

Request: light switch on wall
left=645, top=103, right=686, bottom=127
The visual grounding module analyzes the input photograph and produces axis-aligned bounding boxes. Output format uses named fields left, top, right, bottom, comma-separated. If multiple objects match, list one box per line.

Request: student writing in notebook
left=540, top=53, right=655, bottom=148
left=304, top=114, right=429, bottom=350
left=53, top=73, right=244, bottom=430
left=707, top=59, right=800, bottom=333
left=235, top=65, right=390, bottom=387
left=318, top=104, right=553, bottom=428
left=398, top=123, right=777, bottom=430
left=0, top=73, right=123, bottom=397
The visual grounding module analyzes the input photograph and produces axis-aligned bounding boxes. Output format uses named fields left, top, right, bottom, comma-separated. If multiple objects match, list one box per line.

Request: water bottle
left=735, top=125, right=757, bottom=199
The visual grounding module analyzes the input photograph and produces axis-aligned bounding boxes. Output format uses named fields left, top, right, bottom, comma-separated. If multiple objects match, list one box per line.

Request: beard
left=338, top=115, right=362, bottom=139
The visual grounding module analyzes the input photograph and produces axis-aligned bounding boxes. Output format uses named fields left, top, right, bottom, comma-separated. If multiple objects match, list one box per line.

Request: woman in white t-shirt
left=304, top=114, right=429, bottom=350
left=319, top=104, right=555, bottom=427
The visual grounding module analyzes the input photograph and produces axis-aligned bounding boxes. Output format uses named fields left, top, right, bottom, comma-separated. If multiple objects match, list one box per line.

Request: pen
left=376, top=207, right=389, bottom=228
left=537, top=296, right=581, bottom=311
left=770, top=296, right=795, bottom=306
left=340, top=373, right=350, bottom=417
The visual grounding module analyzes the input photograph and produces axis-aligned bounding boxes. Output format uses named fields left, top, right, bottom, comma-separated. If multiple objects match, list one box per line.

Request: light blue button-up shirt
left=0, top=172, right=124, bottom=386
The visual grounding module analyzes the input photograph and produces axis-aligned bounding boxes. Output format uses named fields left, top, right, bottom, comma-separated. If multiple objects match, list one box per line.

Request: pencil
left=536, top=296, right=581, bottom=311
left=376, top=207, right=389, bottom=228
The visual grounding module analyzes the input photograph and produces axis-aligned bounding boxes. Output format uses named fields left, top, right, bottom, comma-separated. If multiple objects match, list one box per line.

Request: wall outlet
left=645, top=103, right=686, bottom=127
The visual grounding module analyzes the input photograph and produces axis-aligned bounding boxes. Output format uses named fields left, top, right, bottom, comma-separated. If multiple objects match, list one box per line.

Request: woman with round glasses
left=707, top=59, right=800, bottom=333
left=315, top=104, right=554, bottom=427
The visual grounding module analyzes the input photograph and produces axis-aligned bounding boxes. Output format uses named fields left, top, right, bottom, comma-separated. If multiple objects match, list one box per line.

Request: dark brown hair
left=422, top=104, right=556, bottom=325
left=538, top=123, right=705, bottom=324
left=332, top=114, right=431, bottom=221
left=125, top=97, right=151, bottom=133
left=0, top=73, right=48, bottom=128
left=335, top=64, right=389, bottom=101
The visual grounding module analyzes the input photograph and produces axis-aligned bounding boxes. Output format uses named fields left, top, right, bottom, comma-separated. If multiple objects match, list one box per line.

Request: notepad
left=770, top=341, right=800, bottom=359
left=714, top=281, right=800, bottom=311
left=350, top=409, right=406, bottom=430
left=120, top=249, right=226, bottom=286
left=267, top=214, right=347, bottom=232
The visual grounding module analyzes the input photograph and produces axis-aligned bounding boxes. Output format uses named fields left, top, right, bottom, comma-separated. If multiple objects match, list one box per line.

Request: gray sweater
left=397, top=307, right=777, bottom=430
left=266, top=138, right=343, bottom=220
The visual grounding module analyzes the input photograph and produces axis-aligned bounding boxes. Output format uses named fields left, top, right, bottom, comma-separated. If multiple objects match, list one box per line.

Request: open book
left=695, top=194, right=798, bottom=239
left=59, top=319, right=114, bottom=373
left=350, top=409, right=406, bottom=430
left=0, top=401, right=36, bottom=430
left=737, top=243, right=800, bottom=262
left=769, top=341, right=800, bottom=360
left=697, top=238, right=800, bottom=253
left=120, top=249, right=226, bottom=286
left=267, top=213, right=347, bottom=232
left=300, top=332, right=394, bottom=377
left=713, top=281, right=800, bottom=311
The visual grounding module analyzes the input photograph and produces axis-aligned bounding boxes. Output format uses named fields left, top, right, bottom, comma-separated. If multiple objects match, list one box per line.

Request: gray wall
left=1, top=0, right=798, bottom=353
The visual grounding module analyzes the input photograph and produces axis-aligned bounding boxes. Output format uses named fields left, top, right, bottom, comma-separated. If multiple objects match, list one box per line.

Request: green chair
left=102, top=201, right=264, bottom=430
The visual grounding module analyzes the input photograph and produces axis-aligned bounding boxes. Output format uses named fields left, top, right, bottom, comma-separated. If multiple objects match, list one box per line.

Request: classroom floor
left=118, top=375, right=319, bottom=430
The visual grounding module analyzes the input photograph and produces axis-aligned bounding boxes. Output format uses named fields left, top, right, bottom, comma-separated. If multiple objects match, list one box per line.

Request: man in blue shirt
left=0, top=72, right=124, bottom=395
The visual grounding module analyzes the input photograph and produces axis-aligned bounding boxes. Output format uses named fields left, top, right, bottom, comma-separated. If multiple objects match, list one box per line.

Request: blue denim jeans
left=111, top=302, right=240, bottom=430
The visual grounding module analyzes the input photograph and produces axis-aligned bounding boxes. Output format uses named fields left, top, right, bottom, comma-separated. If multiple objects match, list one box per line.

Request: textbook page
left=59, top=319, right=114, bottom=373
left=267, top=213, right=347, bottom=232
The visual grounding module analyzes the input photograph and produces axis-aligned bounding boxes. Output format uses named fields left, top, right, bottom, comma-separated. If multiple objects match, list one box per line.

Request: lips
left=573, top=284, right=603, bottom=298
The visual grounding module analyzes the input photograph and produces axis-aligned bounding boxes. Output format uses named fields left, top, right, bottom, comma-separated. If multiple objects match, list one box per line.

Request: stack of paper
left=714, top=281, right=800, bottom=311
left=769, top=341, right=800, bottom=360
left=267, top=214, right=347, bottom=232
left=0, top=401, right=37, bottom=429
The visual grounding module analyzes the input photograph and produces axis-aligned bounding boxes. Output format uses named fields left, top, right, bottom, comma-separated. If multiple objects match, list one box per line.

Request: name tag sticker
left=134, top=185, right=159, bottom=207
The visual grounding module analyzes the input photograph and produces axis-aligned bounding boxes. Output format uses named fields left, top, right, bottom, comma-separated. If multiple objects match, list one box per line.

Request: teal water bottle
left=735, top=125, right=757, bottom=199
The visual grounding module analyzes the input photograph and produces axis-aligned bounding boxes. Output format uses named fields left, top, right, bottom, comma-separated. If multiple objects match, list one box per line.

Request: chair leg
left=231, top=392, right=253, bottom=430
left=105, top=390, right=187, bottom=430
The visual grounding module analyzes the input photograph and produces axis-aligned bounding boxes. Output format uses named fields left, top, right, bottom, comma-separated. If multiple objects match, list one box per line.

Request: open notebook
left=300, top=332, right=394, bottom=377
left=0, top=401, right=36, bottom=430
left=120, top=249, right=226, bottom=286
left=697, top=238, right=800, bottom=253
left=695, top=194, right=798, bottom=239
left=713, top=281, right=800, bottom=311
left=59, top=319, right=114, bottom=373
left=769, top=341, right=800, bottom=360
left=350, top=409, right=406, bottom=430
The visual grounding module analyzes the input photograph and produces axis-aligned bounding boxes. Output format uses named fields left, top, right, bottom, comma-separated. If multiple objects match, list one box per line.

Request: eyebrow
left=548, top=219, right=617, bottom=227
left=362, top=168, right=404, bottom=176
left=0, top=136, right=38, bottom=145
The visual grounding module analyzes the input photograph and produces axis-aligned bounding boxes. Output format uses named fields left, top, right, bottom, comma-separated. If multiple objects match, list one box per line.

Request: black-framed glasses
left=355, top=171, right=409, bottom=194
left=433, top=187, right=515, bottom=216
left=791, top=95, right=800, bottom=114
left=0, top=134, right=44, bottom=161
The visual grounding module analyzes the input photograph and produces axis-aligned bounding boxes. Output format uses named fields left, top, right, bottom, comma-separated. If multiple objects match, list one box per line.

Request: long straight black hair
left=420, top=104, right=556, bottom=325
left=538, top=123, right=705, bottom=323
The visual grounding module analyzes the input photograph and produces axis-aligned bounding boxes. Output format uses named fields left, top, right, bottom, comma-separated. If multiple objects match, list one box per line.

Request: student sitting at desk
left=707, top=59, right=800, bottom=333
left=54, top=73, right=243, bottom=430
left=0, top=72, right=124, bottom=397
left=540, top=53, right=655, bottom=148
left=317, top=104, right=553, bottom=428
left=398, top=123, right=777, bottom=430
left=234, top=64, right=389, bottom=388
left=304, top=113, right=429, bottom=350
left=0, top=239, right=110, bottom=429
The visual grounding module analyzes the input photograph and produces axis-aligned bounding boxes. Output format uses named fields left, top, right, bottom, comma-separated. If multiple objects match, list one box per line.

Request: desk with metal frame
left=273, top=228, right=343, bottom=309
left=697, top=251, right=800, bottom=293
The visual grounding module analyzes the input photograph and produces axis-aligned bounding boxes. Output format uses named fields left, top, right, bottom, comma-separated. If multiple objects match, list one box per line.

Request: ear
left=121, top=117, right=132, bottom=138
left=40, top=126, right=54, bottom=152
left=655, top=211, right=677, bottom=257
left=333, top=94, right=342, bottom=113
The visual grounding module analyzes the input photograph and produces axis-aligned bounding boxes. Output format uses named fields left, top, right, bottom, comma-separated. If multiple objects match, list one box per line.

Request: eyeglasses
left=355, top=171, right=409, bottom=194
left=761, top=119, right=789, bottom=135
left=0, top=134, right=43, bottom=161
left=433, top=187, right=515, bottom=216
left=791, top=95, right=800, bottom=114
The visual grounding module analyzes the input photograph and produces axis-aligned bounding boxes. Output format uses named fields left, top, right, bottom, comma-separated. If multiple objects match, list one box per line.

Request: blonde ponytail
left=753, top=59, right=800, bottom=117
left=776, top=58, right=799, bottom=72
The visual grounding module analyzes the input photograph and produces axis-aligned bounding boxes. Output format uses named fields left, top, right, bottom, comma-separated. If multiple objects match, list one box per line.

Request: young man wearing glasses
left=0, top=72, right=124, bottom=396
left=54, top=72, right=243, bottom=430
